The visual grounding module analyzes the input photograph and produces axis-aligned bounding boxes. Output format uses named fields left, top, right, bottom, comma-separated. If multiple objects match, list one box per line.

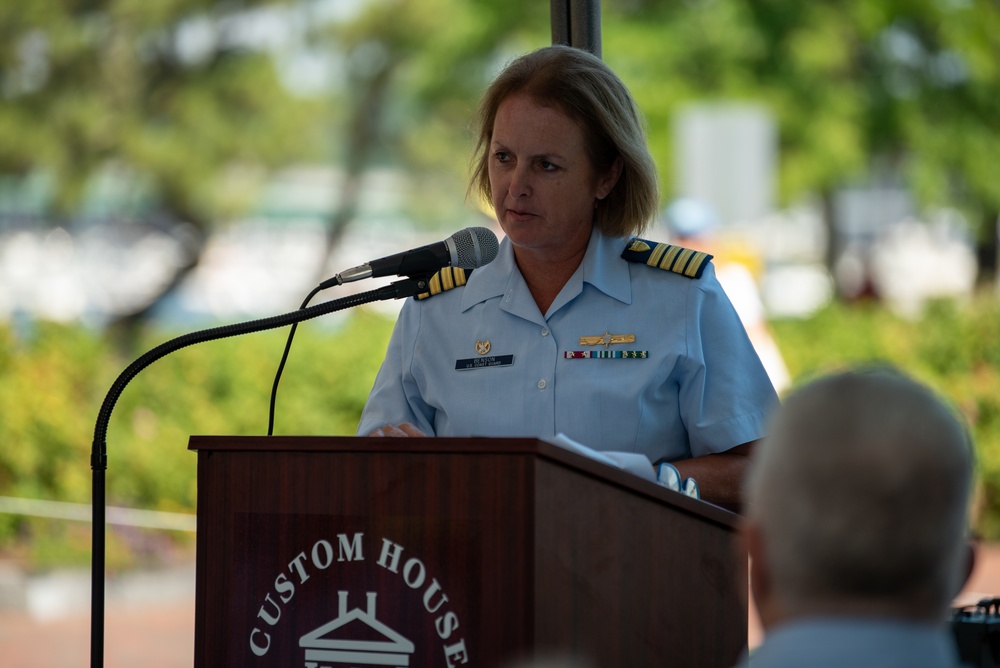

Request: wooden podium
left=188, top=436, right=747, bottom=667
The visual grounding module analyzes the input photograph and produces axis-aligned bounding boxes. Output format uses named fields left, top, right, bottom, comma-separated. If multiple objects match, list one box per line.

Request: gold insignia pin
left=627, top=240, right=651, bottom=252
left=476, top=340, right=491, bottom=355
left=579, top=331, right=637, bottom=348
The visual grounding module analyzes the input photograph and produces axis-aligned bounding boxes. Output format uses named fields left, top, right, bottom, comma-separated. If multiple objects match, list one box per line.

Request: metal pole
left=88, top=276, right=430, bottom=668
left=571, top=0, right=602, bottom=58
left=90, top=465, right=105, bottom=667
left=550, top=0, right=602, bottom=58
left=551, top=0, right=570, bottom=45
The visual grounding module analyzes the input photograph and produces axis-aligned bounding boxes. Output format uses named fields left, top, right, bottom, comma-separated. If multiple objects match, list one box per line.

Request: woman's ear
left=596, top=155, right=624, bottom=200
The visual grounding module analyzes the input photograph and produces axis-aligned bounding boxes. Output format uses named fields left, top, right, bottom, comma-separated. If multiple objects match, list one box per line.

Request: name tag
left=455, top=355, right=514, bottom=370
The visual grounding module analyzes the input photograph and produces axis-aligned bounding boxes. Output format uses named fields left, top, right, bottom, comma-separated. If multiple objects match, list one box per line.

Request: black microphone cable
left=90, top=277, right=426, bottom=668
left=266, top=226, right=499, bottom=435
left=267, top=285, right=321, bottom=436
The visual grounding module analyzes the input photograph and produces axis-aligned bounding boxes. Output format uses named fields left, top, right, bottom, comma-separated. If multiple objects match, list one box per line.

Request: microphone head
left=449, top=226, right=500, bottom=270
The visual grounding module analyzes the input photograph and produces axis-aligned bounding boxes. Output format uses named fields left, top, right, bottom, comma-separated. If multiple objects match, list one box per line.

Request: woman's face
left=489, top=93, right=620, bottom=260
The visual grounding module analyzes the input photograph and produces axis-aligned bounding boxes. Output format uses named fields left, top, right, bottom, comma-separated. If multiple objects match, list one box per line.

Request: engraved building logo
left=299, top=591, right=415, bottom=667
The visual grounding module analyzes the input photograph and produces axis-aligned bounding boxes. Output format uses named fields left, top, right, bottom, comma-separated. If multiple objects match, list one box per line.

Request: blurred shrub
left=4, top=294, right=1000, bottom=568
left=0, top=308, right=396, bottom=567
left=771, top=293, right=1000, bottom=539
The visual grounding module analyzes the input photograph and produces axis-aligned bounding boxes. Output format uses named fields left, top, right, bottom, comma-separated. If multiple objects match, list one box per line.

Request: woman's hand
left=367, top=422, right=427, bottom=437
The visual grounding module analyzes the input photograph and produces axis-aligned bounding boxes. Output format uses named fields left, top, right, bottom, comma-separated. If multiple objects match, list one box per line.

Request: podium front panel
left=533, top=455, right=746, bottom=665
left=190, top=436, right=746, bottom=668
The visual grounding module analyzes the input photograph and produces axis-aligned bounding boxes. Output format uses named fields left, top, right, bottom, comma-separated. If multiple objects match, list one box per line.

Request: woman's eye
left=539, top=160, right=557, bottom=171
left=494, top=151, right=510, bottom=162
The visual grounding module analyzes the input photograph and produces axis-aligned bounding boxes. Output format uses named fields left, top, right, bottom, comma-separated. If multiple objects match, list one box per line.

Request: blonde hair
left=469, top=45, right=658, bottom=238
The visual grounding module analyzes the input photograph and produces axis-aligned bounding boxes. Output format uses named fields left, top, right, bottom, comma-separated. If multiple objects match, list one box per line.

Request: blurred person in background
left=738, top=368, right=975, bottom=667
left=662, top=197, right=791, bottom=395
left=357, top=45, right=779, bottom=509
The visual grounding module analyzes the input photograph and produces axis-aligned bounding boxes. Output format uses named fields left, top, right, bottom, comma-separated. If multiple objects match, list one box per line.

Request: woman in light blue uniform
left=358, top=45, right=779, bottom=509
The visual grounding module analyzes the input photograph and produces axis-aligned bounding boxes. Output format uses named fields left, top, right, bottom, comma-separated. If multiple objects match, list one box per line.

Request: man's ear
left=957, top=539, right=978, bottom=596
left=744, top=521, right=773, bottom=626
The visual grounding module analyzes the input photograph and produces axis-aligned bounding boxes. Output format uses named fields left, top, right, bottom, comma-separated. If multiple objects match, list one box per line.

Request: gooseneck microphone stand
left=89, top=276, right=427, bottom=668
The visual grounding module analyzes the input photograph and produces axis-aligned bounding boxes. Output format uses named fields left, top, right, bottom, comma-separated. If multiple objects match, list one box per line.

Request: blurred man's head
left=745, top=368, right=974, bottom=627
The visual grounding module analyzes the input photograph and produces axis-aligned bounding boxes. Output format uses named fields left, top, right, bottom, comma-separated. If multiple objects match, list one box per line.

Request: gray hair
left=746, top=368, right=974, bottom=617
left=469, top=45, right=659, bottom=238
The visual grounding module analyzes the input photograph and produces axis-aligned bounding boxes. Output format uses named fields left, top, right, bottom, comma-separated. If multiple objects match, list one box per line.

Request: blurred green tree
left=4, top=0, right=997, bottom=339
left=311, top=0, right=547, bottom=265
left=0, top=0, right=551, bottom=337
left=0, top=0, right=324, bottom=340
left=601, top=0, right=1000, bottom=279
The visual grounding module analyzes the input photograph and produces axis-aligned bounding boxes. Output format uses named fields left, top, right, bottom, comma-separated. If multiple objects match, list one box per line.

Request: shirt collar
left=581, top=229, right=633, bottom=305
left=460, top=229, right=634, bottom=312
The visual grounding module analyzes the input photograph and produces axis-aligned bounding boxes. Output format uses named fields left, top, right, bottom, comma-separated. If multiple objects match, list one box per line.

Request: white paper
left=544, top=433, right=657, bottom=483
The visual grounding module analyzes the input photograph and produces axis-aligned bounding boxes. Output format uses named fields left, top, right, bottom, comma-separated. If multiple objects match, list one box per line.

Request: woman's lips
left=506, top=208, right=536, bottom=223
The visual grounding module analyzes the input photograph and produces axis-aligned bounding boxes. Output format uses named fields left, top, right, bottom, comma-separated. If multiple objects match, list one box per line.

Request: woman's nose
left=508, top=166, right=531, bottom=198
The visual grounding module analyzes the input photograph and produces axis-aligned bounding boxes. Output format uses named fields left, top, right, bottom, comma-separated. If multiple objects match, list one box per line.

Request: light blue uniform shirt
left=357, top=230, right=779, bottom=464
left=734, top=618, right=966, bottom=668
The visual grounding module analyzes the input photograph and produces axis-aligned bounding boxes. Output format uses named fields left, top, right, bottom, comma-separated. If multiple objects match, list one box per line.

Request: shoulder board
left=621, top=237, right=713, bottom=279
left=415, top=266, right=471, bottom=300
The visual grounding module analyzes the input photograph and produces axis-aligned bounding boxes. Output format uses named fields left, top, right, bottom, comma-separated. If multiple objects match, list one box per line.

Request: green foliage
left=0, top=323, right=108, bottom=503
left=769, top=300, right=913, bottom=381
left=0, top=1, right=325, bottom=222
left=5, top=297, right=1000, bottom=565
left=324, top=0, right=549, bottom=228
left=0, top=309, right=396, bottom=565
left=601, top=0, right=1000, bottom=238
left=772, top=293, right=1000, bottom=539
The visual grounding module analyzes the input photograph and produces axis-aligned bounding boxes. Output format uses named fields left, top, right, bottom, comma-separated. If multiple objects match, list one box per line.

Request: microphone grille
left=452, top=226, right=500, bottom=269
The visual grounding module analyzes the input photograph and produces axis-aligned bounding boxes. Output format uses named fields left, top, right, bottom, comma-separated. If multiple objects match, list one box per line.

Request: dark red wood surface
left=189, top=436, right=746, bottom=667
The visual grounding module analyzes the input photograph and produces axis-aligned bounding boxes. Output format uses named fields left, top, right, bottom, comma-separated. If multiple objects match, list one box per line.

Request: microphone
left=322, top=226, right=499, bottom=288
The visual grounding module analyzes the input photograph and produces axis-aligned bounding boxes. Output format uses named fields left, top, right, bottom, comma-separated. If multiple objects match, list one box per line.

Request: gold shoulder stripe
left=620, top=237, right=713, bottom=279
left=415, top=267, right=470, bottom=300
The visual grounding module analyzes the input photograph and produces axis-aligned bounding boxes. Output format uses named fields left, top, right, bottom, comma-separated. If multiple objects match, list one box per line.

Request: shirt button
left=537, top=379, right=547, bottom=390
left=540, top=328, right=549, bottom=337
